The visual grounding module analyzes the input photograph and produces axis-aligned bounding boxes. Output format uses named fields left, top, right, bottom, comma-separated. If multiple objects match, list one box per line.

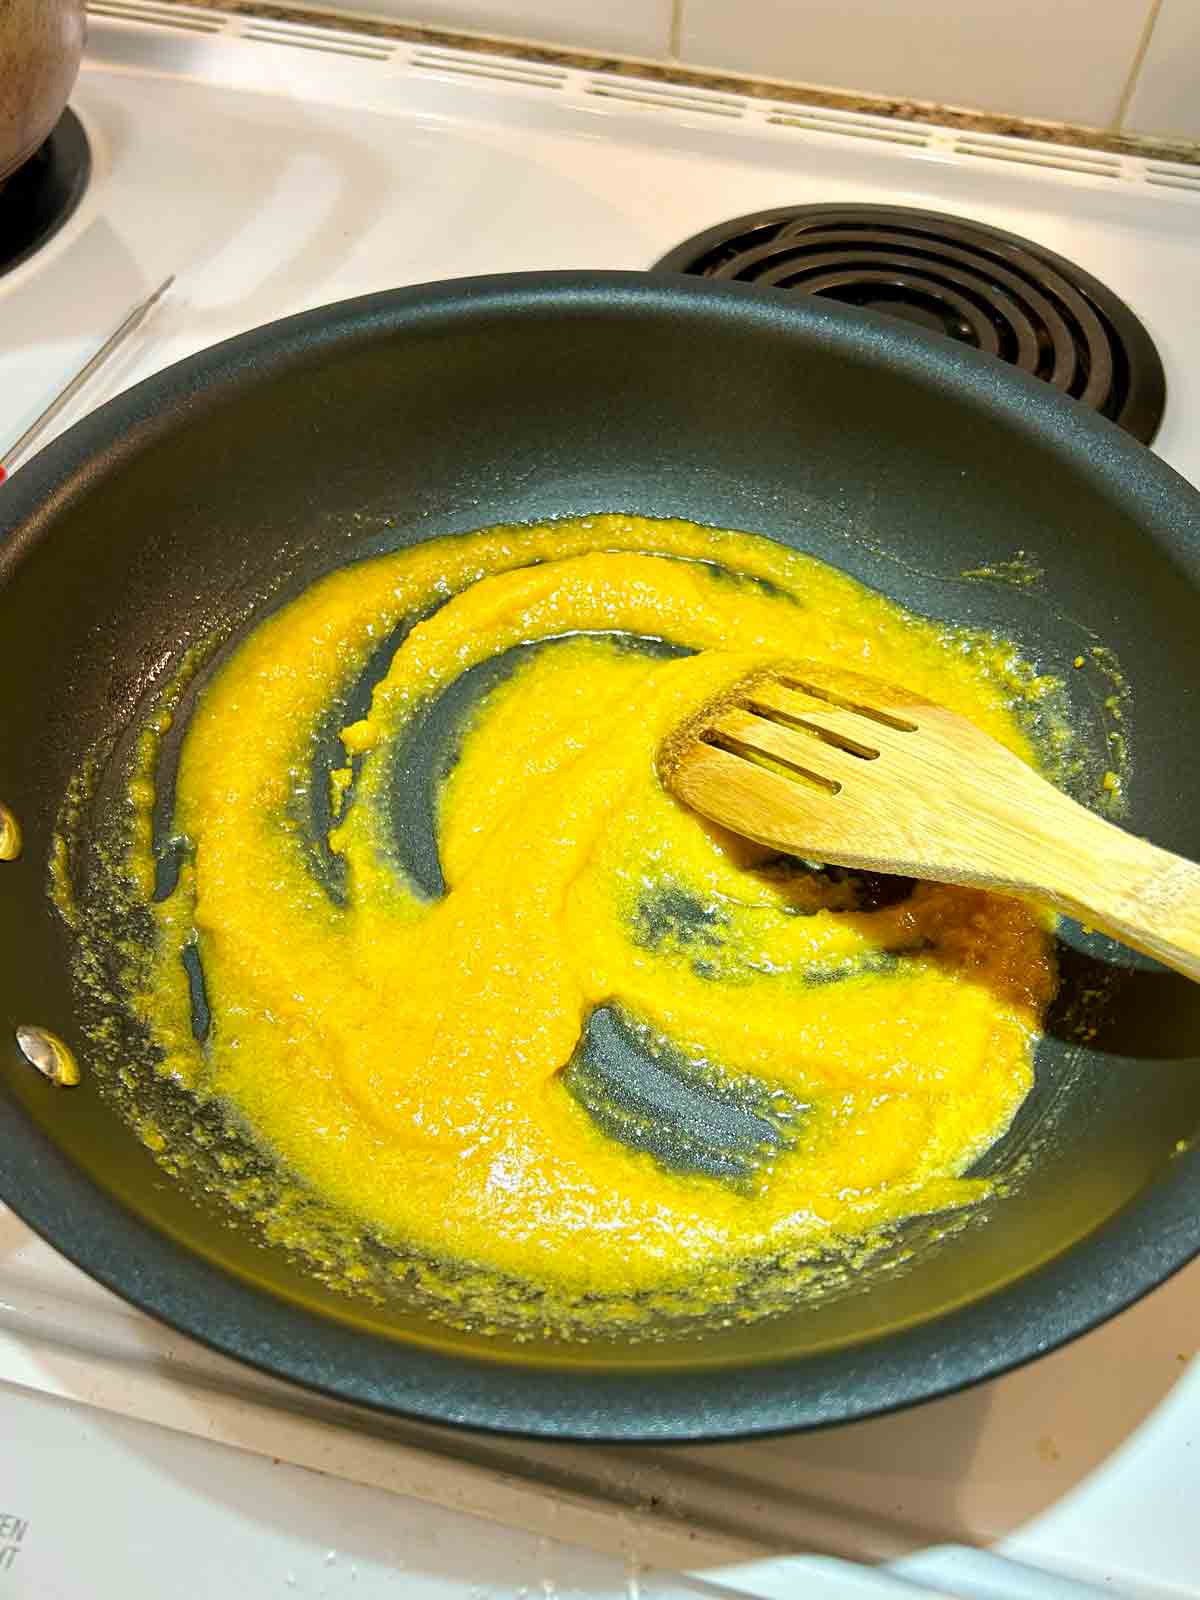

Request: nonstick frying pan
left=2, top=273, right=1200, bottom=1441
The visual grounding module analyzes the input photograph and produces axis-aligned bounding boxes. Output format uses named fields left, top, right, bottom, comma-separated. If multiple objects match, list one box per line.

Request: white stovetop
left=3, top=7, right=1200, bottom=1596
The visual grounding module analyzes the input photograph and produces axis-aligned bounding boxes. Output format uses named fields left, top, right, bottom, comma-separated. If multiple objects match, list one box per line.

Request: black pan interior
left=2, top=273, right=1200, bottom=1439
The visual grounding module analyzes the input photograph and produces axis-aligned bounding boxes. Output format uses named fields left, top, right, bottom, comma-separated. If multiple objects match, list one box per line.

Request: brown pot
left=0, top=0, right=86, bottom=183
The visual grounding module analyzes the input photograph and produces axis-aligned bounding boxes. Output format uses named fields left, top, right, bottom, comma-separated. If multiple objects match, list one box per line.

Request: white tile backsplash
left=300, top=0, right=673, bottom=59
left=1123, top=0, right=1200, bottom=142
left=677, top=0, right=1156, bottom=128
left=302, top=0, right=1199, bottom=145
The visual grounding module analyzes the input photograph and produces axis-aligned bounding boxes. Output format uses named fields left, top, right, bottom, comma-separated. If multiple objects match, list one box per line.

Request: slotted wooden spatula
left=663, top=662, right=1200, bottom=982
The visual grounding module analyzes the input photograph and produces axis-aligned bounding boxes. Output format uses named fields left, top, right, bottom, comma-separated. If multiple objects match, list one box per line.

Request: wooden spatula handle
left=1034, top=801, right=1200, bottom=982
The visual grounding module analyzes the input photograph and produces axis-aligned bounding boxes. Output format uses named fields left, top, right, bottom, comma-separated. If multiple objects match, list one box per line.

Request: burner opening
left=0, top=109, right=91, bottom=280
left=825, top=283, right=976, bottom=342
left=652, top=205, right=1166, bottom=445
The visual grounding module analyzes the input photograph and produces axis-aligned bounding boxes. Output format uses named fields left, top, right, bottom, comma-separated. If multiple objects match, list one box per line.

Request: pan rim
left=4, top=1081, right=1199, bottom=1441
left=2, top=269, right=1199, bottom=1440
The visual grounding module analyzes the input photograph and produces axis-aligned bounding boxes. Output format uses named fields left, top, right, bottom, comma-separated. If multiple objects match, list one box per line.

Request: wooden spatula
left=662, top=662, right=1200, bottom=983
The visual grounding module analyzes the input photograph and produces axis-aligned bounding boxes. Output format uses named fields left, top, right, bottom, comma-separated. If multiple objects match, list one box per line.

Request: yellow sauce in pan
left=112, top=516, right=1057, bottom=1329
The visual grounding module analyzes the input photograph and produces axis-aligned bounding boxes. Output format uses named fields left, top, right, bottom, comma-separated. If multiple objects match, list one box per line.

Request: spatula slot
left=744, top=694, right=881, bottom=759
left=701, top=731, right=842, bottom=795
left=775, top=675, right=919, bottom=734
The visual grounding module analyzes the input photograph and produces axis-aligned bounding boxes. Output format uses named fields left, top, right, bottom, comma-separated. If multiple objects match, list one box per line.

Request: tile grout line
left=669, top=0, right=684, bottom=62
left=1114, top=0, right=1165, bottom=133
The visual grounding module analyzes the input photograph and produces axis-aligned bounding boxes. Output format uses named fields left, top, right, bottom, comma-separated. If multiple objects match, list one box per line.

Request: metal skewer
left=0, top=275, right=175, bottom=481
